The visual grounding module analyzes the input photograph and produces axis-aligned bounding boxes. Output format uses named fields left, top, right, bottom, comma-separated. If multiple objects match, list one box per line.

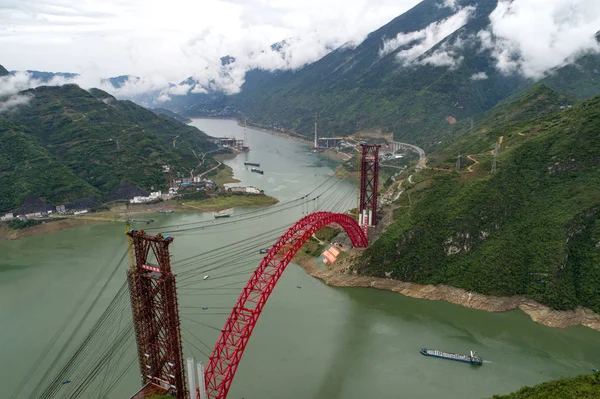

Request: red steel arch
left=203, top=212, right=368, bottom=399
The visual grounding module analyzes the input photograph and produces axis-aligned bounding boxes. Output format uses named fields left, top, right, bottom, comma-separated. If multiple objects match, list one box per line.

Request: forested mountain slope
left=175, top=0, right=600, bottom=152
left=487, top=372, right=600, bottom=399
left=0, top=84, right=214, bottom=213
left=361, top=88, right=600, bottom=314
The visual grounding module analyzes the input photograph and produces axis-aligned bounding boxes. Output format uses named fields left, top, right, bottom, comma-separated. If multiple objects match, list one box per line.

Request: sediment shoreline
left=0, top=194, right=278, bottom=240
left=295, top=254, right=600, bottom=332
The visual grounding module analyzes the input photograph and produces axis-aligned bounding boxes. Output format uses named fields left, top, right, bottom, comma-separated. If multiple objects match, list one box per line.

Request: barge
left=420, top=348, right=482, bottom=365
left=250, top=168, right=264, bottom=174
left=244, top=162, right=260, bottom=167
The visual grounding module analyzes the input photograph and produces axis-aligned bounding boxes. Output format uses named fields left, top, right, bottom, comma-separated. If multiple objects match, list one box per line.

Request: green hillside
left=0, top=84, right=215, bottom=213
left=360, top=89, right=600, bottom=314
left=487, top=372, right=600, bottom=399
left=542, top=53, right=600, bottom=100
left=437, top=83, right=572, bottom=159
left=0, top=119, right=97, bottom=212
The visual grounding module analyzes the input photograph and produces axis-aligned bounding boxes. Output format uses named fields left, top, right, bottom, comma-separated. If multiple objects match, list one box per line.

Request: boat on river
left=420, top=348, right=482, bottom=365
left=259, top=248, right=269, bottom=254
left=214, top=210, right=232, bottom=219
left=156, top=209, right=174, bottom=214
left=250, top=168, right=264, bottom=174
left=244, top=162, right=260, bottom=167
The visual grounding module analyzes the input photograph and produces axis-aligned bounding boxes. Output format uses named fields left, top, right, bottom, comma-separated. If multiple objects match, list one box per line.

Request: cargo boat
left=250, top=168, right=264, bottom=174
left=244, top=162, right=260, bottom=167
left=420, top=348, right=482, bottom=365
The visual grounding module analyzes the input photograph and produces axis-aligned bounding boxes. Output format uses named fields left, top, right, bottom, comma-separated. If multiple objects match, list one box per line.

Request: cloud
left=1, top=0, right=422, bottom=94
left=0, top=94, right=32, bottom=113
left=420, top=50, right=463, bottom=68
left=379, top=5, right=475, bottom=63
left=481, top=0, right=600, bottom=78
left=470, top=72, right=488, bottom=80
left=439, top=0, right=459, bottom=11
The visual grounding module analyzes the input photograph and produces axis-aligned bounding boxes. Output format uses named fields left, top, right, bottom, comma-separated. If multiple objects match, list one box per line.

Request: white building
left=130, top=191, right=163, bottom=204
left=227, top=186, right=261, bottom=194
left=1, top=213, right=14, bottom=221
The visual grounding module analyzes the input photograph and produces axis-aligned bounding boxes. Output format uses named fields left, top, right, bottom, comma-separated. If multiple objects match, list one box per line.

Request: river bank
left=233, top=118, right=313, bottom=146
left=294, top=252, right=600, bottom=332
left=0, top=193, right=278, bottom=240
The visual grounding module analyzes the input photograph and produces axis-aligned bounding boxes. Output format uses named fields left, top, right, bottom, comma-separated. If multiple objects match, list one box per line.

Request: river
left=1, top=118, right=599, bottom=399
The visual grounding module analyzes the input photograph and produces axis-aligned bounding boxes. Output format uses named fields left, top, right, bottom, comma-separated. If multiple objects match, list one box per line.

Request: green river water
left=1, top=118, right=599, bottom=399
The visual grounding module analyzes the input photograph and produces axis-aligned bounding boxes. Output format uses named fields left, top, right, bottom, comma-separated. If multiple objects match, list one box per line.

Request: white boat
left=214, top=210, right=232, bottom=219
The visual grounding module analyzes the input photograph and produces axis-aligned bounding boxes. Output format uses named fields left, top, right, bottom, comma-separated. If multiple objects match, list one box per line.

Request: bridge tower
left=359, top=143, right=381, bottom=231
left=127, top=230, right=186, bottom=398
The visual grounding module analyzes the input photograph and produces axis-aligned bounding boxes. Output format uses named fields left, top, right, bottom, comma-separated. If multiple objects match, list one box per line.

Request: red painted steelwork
left=359, top=144, right=381, bottom=226
left=127, top=230, right=186, bottom=399
left=204, top=212, right=368, bottom=399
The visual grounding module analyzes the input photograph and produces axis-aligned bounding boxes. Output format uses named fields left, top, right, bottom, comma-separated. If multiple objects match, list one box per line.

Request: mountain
left=180, top=0, right=531, bottom=148
left=541, top=52, right=600, bottom=100
left=170, top=0, right=600, bottom=152
left=10, top=70, right=79, bottom=82
left=0, top=64, right=8, bottom=77
left=151, top=108, right=192, bottom=124
left=0, top=118, right=97, bottom=213
left=0, top=84, right=215, bottom=213
left=361, top=86, right=600, bottom=314
left=102, top=75, right=138, bottom=89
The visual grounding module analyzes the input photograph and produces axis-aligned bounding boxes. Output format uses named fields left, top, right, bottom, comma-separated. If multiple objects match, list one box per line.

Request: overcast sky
left=1, top=0, right=599, bottom=102
left=0, top=0, right=421, bottom=80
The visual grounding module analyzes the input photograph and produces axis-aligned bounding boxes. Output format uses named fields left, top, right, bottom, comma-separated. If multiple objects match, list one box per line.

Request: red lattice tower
left=127, top=230, right=186, bottom=398
left=204, top=212, right=369, bottom=399
left=359, top=143, right=381, bottom=228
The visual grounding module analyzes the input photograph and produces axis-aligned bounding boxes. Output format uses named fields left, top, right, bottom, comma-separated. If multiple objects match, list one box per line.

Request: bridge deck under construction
left=129, top=383, right=168, bottom=398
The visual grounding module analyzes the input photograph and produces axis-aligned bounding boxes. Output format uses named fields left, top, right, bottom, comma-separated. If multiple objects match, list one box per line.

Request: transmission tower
left=359, top=143, right=381, bottom=232
left=456, top=152, right=461, bottom=171
left=313, top=114, right=318, bottom=149
left=127, top=230, right=186, bottom=398
left=491, top=143, right=498, bottom=174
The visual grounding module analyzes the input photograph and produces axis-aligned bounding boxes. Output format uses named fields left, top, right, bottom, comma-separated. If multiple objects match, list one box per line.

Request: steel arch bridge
left=203, top=212, right=369, bottom=399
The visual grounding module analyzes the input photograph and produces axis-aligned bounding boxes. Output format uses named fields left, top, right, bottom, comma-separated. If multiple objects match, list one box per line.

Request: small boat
left=202, top=307, right=209, bottom=310
left=420, top=348, right=482, bottom=365
left=244, top=162, right=260, bottom=167
left=156, top=210, right=174, bottom=214
left=203, top=275, right=209, bottom=280
left=62, top=379, right=71, bottom=385
left=250, top=168, right=264, bottom=174
left=214, top=211, right=231, bottom=219
left=258, top=248, right=269, bottom=254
